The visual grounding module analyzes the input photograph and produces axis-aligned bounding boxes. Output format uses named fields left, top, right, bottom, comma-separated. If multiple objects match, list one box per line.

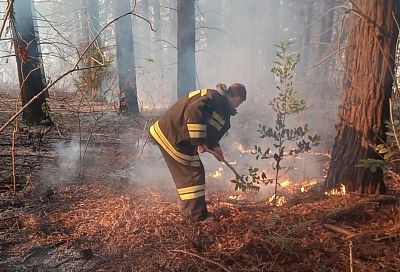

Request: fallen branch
left=323, top=196, right=397, bottom=221
left=323, top=223, right=357, bottom=238
left=168, top=249, right=231, bottom=272
left=373, top=233, right=400, bottom=242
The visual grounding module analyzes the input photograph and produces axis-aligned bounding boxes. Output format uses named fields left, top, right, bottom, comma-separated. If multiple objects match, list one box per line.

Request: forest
left=0, top=0, right=400, bottom=271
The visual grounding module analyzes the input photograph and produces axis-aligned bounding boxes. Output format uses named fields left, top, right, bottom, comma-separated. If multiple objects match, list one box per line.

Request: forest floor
left=1, top=93, right=400, bottom=272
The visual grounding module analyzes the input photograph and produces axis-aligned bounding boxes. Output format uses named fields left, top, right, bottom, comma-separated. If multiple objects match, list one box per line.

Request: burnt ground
left=0, top=93, right=400, bottom=272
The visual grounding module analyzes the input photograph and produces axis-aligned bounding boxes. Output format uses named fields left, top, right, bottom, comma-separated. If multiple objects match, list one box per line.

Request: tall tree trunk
left=177, top=0, right=196, bottom=98
left=86, top=0, right=101, bottom=46
left=11, top=0, right=48, bottom=124
left=113, top=0, right=139, bottom=114
left=85, top=0, right=102, bottom=100
left=140, top=0, right=151, bottom=60
left=203, top=0, right=222, bottom=85
left=265, top=0, right=281, bottom=77
left=167, top=0, right=177, bottom=103
left=151, top=0, right=162, bottom=63
left=318, top=0, right=334, bottom=60
left=302, top=0, right=314, bottom=68
left=317, top=0, right=335, bottom=108
left=326, top=0, right=400, bottom=194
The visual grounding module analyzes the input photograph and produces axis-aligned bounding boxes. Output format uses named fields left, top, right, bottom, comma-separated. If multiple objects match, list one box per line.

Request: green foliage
left=231, top=41, right=320, bottom=201
left=357, top=110, right=400, bottom=176
left=356, top=159, right=389, bottom=173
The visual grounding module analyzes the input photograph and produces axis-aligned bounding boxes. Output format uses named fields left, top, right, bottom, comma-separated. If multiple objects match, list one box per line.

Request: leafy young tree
left=232, top=42, right=320, bottom=203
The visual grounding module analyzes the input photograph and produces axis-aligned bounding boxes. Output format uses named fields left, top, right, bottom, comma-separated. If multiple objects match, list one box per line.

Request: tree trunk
left=167, top=0, right=177, bottom=103
left=265, top=0, right=281, bottom=77
left=202, top=0, right=222, bottom=84
left=326, top=0, right=400, bottom=194
left=318, top=0, right=334, bottom=60
left=302, top=0, right=314, bottom=68
left=11, top=0, right=48, bottom=124
left=151, top=0, right=162, bottom=63
left=85, top=0, right=102, bottom=100
left=140, top=0, right=151, bottom=60
left=113, top=0, right=139, bottom=114
left=87, top=0, right=101, bottom=46
left=177, top=0, right=196, bottom=98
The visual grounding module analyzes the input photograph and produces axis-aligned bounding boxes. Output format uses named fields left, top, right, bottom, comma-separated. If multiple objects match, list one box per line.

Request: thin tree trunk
left=167, top=0, right=177, bottom=103
left=151, top=0, right=162, bottom=63
left=86, top=0, right=102, bottom=100
left=302, top=0, right=314, bottom=68
left=11, top=0, right=48, bottom=124
left=113, top=0, right=139, bottom=114
left=317, top=0, right=335, bottom=108
left=265, top=0, right=281, bottom=76
left=319, top=0, right=334, bottom=59
left=326, top=0, right=400, bottom=194
left=87, top=0, right=101, bottom=47
left=141, top=0, right=151, bottom=60
left=177, top=0, right=196, bottom=98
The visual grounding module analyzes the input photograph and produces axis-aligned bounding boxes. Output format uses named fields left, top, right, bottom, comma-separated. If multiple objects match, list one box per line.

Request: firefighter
left=149, top=83, right=247, bottom=221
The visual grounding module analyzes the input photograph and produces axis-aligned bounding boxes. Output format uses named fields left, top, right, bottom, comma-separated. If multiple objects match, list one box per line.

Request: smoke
left=128, top=142, right=173, bottom=187
left=39, top=139, right=81, bottom=186
left=1, top=0, right=342, bottom=200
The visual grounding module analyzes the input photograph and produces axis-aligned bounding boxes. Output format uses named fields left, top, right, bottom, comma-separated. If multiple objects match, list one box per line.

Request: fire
left=267, top=194, right=286, bottom=206
left=325, top=183, right=346, bottom=196
left=300, top=179, right=319, bottom=193
left=228, top=160, right=237, bottom=166
left=228, top=194, right=243, bottom=200
left=280, top=179, right=292, bottom=187
left=210, top=167, right=224, bottom=179
left=234, top=141, right=252, bottom=154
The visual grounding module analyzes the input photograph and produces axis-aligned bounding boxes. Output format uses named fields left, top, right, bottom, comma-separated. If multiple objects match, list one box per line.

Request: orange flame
left=234, top=141, right=252, bottom=154
left=267, top=194, right=287, bottom=206
left=325, top=183, right=346, bottom=196
left=210, top=167, right=224, bottom=179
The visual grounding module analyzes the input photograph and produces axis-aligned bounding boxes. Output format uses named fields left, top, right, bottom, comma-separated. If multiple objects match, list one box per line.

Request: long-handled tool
left=206, top=149, right=244, bottom=181
left=206, top=149, right=260, bottom=192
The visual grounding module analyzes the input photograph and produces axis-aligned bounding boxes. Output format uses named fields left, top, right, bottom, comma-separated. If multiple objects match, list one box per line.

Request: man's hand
left=212, top=146, right=224, bottom=162
left=197, top=144, right=208, bottom=153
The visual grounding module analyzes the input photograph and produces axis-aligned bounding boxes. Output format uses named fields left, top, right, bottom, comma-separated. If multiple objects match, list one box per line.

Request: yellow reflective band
left=177, top=184, right=205, bottom=194
left=208, top=118, right=222, bottom=131
left=188, top=90, right=201, bottom=98
left=189, top=131, right=206, bottom=138
left=187, top=124, right=207, bottom=131
left=200, top=89, right=208, bottom=96
left=180, top=190, right=205, bottom=200
left=150, top=122, right=201, bottom=167
left=212, top=111, right=225, bottom=126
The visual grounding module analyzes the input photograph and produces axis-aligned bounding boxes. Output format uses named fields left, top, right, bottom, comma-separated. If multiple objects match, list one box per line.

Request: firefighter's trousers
left=158, top=146, right=208, bottom=221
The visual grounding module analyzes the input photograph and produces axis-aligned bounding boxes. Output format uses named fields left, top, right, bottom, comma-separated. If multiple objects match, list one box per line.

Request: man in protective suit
left=150, top=83, right=247, bottom=221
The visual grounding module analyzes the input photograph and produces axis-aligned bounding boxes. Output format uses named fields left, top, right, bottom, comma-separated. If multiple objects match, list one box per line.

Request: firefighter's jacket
left=150, top=88, right=235, bottom=167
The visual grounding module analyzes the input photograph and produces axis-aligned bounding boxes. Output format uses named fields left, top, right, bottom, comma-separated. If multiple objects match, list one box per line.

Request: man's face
left=228, top=95, right=244, bottom=109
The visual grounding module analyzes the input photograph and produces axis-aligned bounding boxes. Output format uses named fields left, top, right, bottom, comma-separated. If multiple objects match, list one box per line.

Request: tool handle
left=206, top=149, right=245, bottom=182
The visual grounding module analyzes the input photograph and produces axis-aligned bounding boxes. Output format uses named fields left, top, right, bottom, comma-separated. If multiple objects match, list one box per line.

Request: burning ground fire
left=325, top=183, right=346, bottom=196
left=209, top=167, right=224, bottom=179
left=234, top=141, right=253, bottom=155
left=206, top=140, right=337, bottom=205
